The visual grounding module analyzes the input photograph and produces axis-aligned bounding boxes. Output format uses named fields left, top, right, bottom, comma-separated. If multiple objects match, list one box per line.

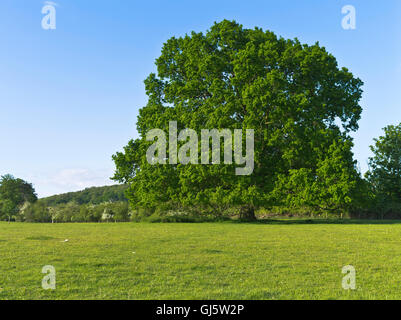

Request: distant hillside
left=40, top=184, right=128, bottom=205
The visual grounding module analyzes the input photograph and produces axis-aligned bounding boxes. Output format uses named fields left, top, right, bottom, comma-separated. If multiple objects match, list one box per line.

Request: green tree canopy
left=113, top=20, right=363, bottom=218
left=0, top=174, right=37, bottom=221
left=366, top=124, right=401, bottom=212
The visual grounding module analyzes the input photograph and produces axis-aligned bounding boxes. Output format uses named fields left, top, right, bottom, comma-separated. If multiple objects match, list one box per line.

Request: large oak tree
left=113, top=20, right=363, bottom=219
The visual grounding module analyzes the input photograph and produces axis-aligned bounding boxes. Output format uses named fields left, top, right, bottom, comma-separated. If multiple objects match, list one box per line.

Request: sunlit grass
left=1, top=220, right=401, bottom=299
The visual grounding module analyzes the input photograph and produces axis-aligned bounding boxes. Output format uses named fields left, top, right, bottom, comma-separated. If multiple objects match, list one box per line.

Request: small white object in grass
left=132, top=252, right=136, bottom=254
left=64, top=239, right=69, bottom=242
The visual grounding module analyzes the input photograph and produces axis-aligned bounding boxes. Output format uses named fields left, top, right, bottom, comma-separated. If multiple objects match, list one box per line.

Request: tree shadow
left=234, top=218, right=401, bottom=225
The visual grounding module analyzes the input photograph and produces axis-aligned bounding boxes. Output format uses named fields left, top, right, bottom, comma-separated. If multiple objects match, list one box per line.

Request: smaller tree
left=0, top=174, right=37, bottom=221
left=101, top=207, right=114, bottom=222
left=0, top=199, right=16, bottom=222
left=366, top=124, right=401, bottom=215
left=21, top=202, right=51, bottom=222
left=77, top=205, right=91, bottom=222
left=112, top=202, right=130, bottom=222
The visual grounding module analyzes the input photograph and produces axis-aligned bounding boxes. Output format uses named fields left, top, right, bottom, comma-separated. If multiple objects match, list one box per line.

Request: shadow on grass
left=25, top=235, right=56, bottom=240
left=141, top=215, right=401, bottom=225
left=234, top=218, right=401, bottom=225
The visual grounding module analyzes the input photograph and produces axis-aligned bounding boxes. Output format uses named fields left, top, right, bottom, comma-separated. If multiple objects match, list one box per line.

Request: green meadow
left=1, top=220, right=401, bottom=300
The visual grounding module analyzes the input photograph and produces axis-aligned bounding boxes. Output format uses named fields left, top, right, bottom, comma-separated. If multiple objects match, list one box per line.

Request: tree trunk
left=239, top=205, right=256, bottom=221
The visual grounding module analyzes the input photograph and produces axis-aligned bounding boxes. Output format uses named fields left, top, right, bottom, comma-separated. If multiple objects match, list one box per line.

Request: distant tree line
left=19, top=201, right=131, bottom=223
left=41, top=185, right=128, bottom=206
left=0, top=182, right=131, bottom=223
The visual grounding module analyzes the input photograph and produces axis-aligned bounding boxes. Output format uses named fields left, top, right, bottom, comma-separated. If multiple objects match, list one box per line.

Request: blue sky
left=0, top=0, right=400, bottom=197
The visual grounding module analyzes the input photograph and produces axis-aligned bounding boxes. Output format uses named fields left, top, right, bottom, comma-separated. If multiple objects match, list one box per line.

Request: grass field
left=1, top=220, right=401, bottom=300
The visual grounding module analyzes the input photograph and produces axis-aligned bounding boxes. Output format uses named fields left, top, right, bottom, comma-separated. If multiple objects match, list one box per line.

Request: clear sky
left=0, top=0, right=400, bottom=197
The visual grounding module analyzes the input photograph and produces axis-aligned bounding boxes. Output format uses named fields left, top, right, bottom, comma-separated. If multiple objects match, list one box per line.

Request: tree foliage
left=41, top=184, right=128, bottom=206
left=113, top=20, right=364, bottom=218
left=366, top=124, right=401, bottom=215
left=0, top=174, right=37, bottom=221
